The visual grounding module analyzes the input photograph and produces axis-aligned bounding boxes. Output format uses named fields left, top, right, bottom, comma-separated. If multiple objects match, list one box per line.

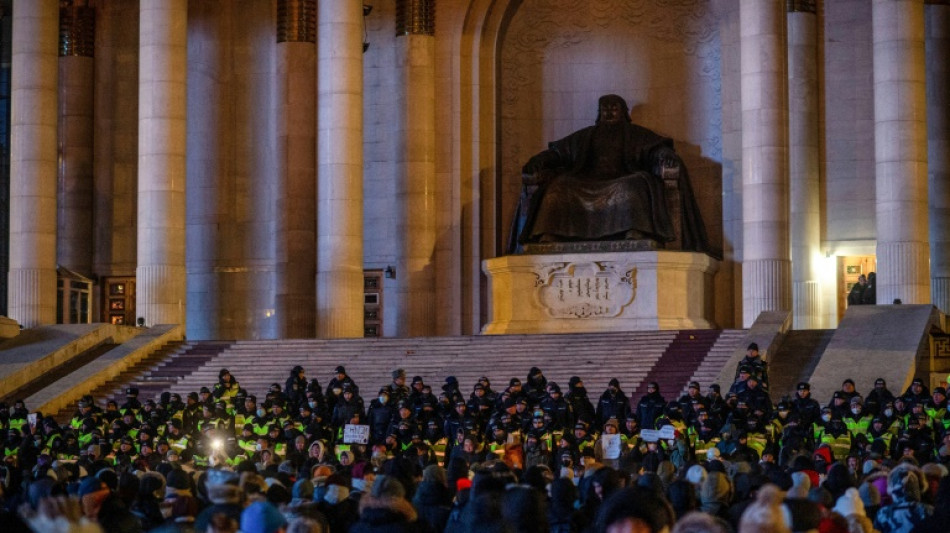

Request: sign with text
left=343, top=424, right=370, bottom=445
left=602, top=434, right=622, bottom=459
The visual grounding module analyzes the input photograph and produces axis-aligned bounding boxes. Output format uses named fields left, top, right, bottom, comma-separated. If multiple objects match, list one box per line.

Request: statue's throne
left=507, top=156, right=690, bottom=254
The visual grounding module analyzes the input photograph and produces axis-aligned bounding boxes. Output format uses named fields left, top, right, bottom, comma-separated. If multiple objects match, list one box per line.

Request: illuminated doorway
left=837, top=255, right=877, bottom=320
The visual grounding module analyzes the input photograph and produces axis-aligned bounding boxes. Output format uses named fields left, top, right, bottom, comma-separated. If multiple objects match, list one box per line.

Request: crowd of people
left=1, top=344, right=950, bottom=533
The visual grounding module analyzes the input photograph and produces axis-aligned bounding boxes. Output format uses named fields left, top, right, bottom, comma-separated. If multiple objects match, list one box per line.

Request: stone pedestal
left=482, top=250, right=719, bottom=335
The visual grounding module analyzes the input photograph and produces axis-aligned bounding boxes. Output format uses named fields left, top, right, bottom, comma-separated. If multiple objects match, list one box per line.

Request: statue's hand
left=654, top=147, right=679, bottom=170
left=522, top=170, right=552, bottom=186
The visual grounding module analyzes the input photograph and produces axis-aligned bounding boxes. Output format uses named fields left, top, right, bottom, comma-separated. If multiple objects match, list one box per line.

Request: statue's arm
left=521, top=147, right=563, bottom=186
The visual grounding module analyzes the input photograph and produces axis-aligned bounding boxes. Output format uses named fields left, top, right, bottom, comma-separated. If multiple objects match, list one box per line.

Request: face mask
left=884, top=409, right=894, bottom=417
left=851, top=408, right=861, bottom=415
left=257, top=409, right=266, bottom=417
left=308, top=401, right=317, bottom=409
left=822, top=414, right=831, bottom=422
left=379, top=396, right=388, bottom=404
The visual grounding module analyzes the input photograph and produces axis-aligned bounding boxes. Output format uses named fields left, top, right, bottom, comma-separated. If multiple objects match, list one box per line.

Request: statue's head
left=596, top=94, right=631, bottom=125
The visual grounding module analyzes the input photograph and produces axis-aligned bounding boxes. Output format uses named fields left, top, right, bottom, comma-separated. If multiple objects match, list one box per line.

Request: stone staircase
left=51, top=330, right=749, bottom=418
left=628, top=330, right=745, bottom=401
left=53, top=341, right=231, bottom=421
left=679, top=329, right=749, bottom=396
left=169, top=332, right=679, bottom=402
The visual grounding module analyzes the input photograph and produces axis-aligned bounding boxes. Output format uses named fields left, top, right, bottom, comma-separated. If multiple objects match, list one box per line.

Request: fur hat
left=858, top=480, right=881, bottom=508
left=888, top=463, right=924, bottom=502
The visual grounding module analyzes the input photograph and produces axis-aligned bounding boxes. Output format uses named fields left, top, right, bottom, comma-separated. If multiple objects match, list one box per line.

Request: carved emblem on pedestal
left=534, top=261, right=636, bottom=318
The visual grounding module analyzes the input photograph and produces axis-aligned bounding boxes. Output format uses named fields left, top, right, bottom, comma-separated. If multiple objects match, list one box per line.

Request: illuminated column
left=58, top=2, right=95, bottom=276
left=740, top=0, right=791, bottom=327
left=928, top=1, right=950, bottom=313
left=392, top=0, right=437, bottom=336
left=275, top=0, right=317, bottom=338
left=137, top=0, right=187, bottom=325
left=8, top=0, right=59, bottom=326
left=316, top=0, right=364, bottom=338
left=788, top=0, right=822, bottom=328
left=873, top=0, right=930, bottom=305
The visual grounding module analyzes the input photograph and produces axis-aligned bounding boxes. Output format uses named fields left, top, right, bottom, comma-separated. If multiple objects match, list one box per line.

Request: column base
left=742, top=259, right=792, bottom=328
left=793, top=280, right=822, bottom=329
left=876, top=241, right=931, bottom=305
left=7, top=268, right=57, bottom=327
left=136, top=264, right=186, bottom=326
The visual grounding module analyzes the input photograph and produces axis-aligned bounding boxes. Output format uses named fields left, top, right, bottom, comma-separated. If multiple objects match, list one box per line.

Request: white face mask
left=379, top=396, right=388, bottom=404
left=308, top=401, right=317, bottom=409
left=822, top=414, right=832, bottom=422
left=884, top=409, right=894, bottom=417
left=257, top=409, right=266, bottom=417
left=851, top=408, right=861, bottom=415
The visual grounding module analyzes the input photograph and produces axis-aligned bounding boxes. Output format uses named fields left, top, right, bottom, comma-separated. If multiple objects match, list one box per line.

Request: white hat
left=832, top=487, right=866, bottom=518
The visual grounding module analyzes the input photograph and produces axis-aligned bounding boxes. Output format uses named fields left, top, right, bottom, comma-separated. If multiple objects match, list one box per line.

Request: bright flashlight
left=211, top=439, right=223, bottom=450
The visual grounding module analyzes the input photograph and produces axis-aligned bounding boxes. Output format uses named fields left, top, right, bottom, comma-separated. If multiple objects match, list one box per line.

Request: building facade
left=3, top=0, right=949, bottom=339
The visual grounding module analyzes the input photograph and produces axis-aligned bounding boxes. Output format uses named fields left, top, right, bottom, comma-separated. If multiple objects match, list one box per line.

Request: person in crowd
left=9, top=365, right=950, bottom=533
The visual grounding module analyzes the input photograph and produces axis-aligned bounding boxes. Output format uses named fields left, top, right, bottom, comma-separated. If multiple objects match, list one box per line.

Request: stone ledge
left=0, top=324, right=142, bottom=399
left=29, top=324, right=185, bottom=416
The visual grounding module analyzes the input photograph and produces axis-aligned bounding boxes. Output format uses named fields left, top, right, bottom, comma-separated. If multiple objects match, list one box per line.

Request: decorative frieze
left=534, top=261, right=637, bottom=319
left=277, top=0, right=316, bottom=43
left=396, top=0, right=435, bottom=36
left=59, top=2, right=95, bottom=57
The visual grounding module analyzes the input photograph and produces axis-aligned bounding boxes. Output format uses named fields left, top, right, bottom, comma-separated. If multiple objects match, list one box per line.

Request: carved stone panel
left=535, top=261, right=636, bottom=318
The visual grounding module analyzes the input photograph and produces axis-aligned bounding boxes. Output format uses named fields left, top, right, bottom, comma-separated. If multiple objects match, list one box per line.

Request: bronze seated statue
left=507, top=94, right=711, bottom=255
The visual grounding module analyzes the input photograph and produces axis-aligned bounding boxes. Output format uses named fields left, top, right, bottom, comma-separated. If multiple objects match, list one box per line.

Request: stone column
left=392, top=0, right=436, bottom=336
left=58, top=3, right=95, bottom=276
left=317, top=0, right=364, bottom=338
left=137, top=0, right=187, bottom=326
left=275, top=0, right=317, bottom=338
left=928, top=1, right=950, bottom=313
left=8, top=0, right=59, bottom=326
left=740, top=0, right=791, bottom=327
left=788, top=1, right=822, bottom=328
left=873, top=0, right=930, bottom=305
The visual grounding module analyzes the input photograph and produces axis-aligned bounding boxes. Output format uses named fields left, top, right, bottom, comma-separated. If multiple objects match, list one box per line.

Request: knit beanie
left=832, top=487, right=865, bottom=518
left=422, top=464, right=447, bottom=486
left=685, top=464, right=707, bottom=486
left=372, top=475, right=406, bottom=499
left=788, top=471, right=811, bottom=499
